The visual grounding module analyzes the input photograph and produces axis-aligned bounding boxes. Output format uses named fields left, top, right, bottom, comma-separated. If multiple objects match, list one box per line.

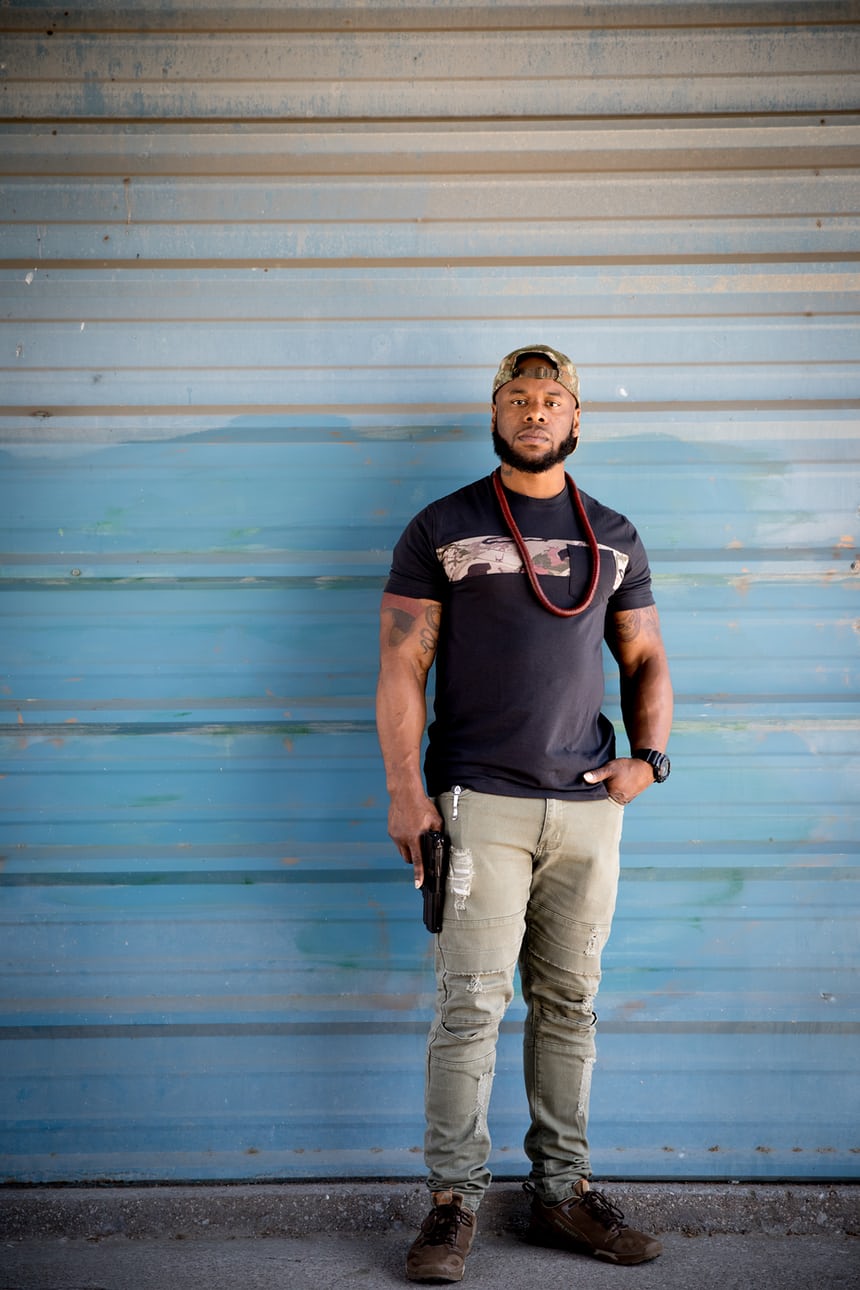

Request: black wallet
left=420, top=829, right=450, bottom=934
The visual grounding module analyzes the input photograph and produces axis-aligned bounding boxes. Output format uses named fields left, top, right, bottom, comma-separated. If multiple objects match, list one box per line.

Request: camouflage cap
left=492, top=344, right=580, bottom=405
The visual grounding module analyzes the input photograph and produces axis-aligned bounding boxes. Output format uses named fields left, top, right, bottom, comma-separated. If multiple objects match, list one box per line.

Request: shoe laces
left=580, top=1187, right=628, bottom=1233
left=422, top=1201, right=474, bottom=1247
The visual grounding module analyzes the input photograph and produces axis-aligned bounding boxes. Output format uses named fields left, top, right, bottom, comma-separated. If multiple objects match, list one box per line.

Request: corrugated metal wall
left=1, top=3, right=858, bottom=1183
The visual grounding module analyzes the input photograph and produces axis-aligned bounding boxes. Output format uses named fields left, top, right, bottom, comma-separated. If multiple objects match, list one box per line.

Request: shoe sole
left=406, top=1271, right=464, bottom=1283
left=526, top=1221, right=662, bottom=1266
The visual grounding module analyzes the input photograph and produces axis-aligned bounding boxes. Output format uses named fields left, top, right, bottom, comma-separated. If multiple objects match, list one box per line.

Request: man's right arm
left=376, top=592, right=443, bottom=887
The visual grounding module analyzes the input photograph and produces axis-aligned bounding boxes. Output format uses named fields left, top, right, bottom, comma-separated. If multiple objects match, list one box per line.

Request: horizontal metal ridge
left=3, top=1020, right=858, bottom=1040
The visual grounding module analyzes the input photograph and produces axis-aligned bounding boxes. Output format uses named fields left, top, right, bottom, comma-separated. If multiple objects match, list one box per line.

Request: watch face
left=636, top=750, right=670, bottom=782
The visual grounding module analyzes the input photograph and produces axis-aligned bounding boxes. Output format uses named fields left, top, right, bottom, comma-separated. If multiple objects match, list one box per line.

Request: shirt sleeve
left=384, top=506, right=447, bottom=602
left=607, top=523, right=655, bottom=613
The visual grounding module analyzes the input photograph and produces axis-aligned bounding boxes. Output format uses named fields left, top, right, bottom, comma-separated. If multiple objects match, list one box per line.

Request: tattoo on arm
left=384, top=602, right=441, bottom=655
left=613, top=604, right=660, bottom=645
left=386, top=607, right=417, bottom=646
left=419, top=603, right=441, bottom=654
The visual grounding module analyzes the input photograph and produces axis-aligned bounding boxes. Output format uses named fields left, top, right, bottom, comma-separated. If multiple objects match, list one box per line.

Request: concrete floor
left=2, top=1229, right=859, bottom=1290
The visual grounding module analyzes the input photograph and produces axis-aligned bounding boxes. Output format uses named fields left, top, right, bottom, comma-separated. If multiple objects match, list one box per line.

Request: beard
left=492, top=427, right=578, bottom=474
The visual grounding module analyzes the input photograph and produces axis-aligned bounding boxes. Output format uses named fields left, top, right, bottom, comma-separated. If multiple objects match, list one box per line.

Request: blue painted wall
left=1, top=4, right=858, bottom=1182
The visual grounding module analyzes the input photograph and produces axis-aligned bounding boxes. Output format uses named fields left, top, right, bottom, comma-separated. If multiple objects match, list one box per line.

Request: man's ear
left=490, top=402, right=497, bottom=430
left=569, top=406, right=581, bottom=453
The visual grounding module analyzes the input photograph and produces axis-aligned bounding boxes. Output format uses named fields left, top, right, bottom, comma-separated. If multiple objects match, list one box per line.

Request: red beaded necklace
left=492, top=467, right=601, bottom=618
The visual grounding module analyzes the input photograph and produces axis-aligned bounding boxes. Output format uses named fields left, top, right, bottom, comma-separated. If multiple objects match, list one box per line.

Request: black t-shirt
left=385, top=473, right=655, bottom=800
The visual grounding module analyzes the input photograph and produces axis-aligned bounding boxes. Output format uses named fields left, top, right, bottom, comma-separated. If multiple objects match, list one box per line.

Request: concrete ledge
left=1, top=1181, right=858, bottom=1241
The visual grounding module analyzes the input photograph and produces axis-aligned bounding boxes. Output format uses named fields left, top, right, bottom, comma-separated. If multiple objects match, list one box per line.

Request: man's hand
left=584, top=757, right=655, bottom=805
left=388, top=790, right=443, bottom=888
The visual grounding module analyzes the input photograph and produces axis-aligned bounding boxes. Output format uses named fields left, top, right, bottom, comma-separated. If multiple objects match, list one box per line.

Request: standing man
left=376, top=345, right=672, bottom=1282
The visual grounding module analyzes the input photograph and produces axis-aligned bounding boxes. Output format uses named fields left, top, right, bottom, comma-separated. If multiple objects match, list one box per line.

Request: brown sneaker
left=526, top=1178, right=662, bottom=1266
left=406, top=1190, right=477, bottom=1283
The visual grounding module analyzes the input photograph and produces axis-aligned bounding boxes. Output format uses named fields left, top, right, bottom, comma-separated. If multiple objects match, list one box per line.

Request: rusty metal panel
left=0, top=3, right=858, bottom=1183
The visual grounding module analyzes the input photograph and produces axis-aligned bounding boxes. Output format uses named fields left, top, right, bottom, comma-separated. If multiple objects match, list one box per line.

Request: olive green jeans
left=424, top=789, right=623, bottom=1209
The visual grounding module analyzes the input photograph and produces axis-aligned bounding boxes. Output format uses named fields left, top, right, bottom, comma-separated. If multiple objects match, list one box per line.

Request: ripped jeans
left=424, top=789, right=623, bottom=1210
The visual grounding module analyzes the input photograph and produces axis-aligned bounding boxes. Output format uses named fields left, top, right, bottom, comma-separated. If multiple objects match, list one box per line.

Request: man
left=376, top=344, right=672, bottom=1282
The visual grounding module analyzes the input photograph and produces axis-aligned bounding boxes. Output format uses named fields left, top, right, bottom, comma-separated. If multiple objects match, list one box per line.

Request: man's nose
left=525, top=405, right=546, bottom=422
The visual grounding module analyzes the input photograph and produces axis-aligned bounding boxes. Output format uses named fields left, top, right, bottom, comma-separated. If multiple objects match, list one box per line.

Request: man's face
left=491, top=359, right=580, bottom=474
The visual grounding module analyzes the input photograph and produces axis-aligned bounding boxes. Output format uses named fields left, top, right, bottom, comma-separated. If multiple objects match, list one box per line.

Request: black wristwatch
left=633, top=749, right=671, bottom=783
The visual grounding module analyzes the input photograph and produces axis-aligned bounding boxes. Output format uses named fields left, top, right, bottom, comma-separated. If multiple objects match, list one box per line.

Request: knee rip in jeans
left=447, top=847, right=473, bottom=912
left=474, top=1071, right=493, bottom=1138
left=445, top=970, right=495, bottom=997
left=442, top=966, right=513, bottom=1007
left=540, top=999, right=597, bottom=1030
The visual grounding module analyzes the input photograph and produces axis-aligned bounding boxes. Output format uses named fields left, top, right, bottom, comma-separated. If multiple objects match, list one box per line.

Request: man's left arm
left=584, top=604, right=673, bottom=804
